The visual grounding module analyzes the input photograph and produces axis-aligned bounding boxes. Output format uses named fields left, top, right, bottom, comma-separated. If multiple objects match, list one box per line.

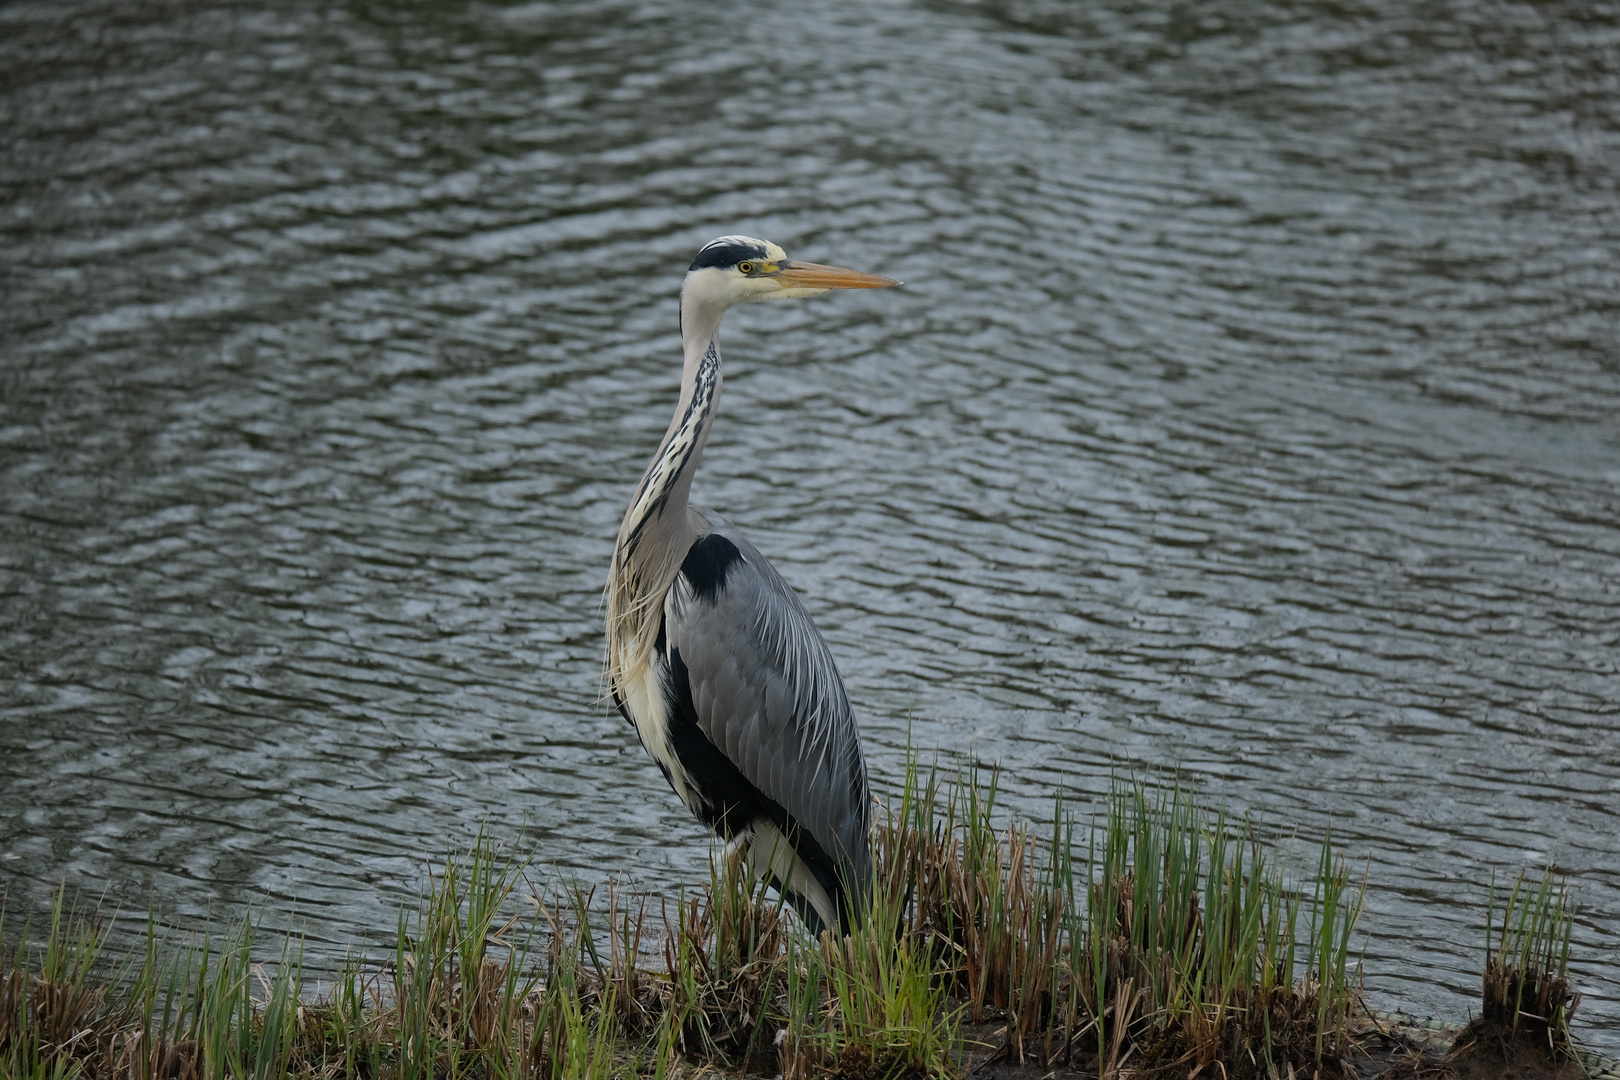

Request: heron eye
left=737, top=262, right=754, bottom=274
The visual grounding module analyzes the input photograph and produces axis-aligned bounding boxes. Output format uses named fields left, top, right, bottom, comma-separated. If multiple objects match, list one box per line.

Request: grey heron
left=606, top=235, right=900, bottom=935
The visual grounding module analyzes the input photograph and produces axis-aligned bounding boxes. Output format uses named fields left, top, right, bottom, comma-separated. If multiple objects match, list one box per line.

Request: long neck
left=606, top=288, right=727, bottom=690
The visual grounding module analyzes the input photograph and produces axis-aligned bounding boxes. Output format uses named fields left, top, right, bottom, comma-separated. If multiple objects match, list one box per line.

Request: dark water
left=3, top=0, right=1618, bottom=1049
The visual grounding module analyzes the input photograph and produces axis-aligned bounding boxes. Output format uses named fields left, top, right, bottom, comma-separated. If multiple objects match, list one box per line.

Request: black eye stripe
left=689, top=241, right=769, bottom=271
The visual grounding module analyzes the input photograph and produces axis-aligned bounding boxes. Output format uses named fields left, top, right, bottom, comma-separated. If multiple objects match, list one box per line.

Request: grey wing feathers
left=663, top=510, right=871, bottom=889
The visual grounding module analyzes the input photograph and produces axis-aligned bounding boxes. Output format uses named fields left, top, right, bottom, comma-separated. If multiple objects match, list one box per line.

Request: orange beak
left=774, top=260, right=902, bottom=290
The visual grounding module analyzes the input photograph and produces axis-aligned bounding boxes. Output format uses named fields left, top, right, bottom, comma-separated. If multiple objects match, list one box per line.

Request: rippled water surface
left=3, top=0, right=1618, bottom=1049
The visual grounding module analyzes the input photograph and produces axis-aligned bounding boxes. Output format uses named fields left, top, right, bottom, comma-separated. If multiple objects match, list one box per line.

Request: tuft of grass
left=794, top=821, right=961, bottom=1080
left=873, top=763, right=1364, bottom=1079
left=1478, top=868, right=1579, bottom=1055
left=0, top=885, right=111, bottom=1079
left=0, top=888, right=315, bottom=1080
left=1076, top=783, right=1365, bottom=1079
left=881, top=759, right=1064, bottom=1060
left=385, top=833, right=541, bottom=1077
left=658, top=847, right=787, bottom=1064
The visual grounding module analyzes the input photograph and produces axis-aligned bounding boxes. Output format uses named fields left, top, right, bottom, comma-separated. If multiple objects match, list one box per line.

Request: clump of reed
left=1, top=887, right=116, bottom=1079
left=0, top=886, right=312, bottom=1080
left=657, top=847, right=787, bottom=1065
left=883, top=762, right=1363, bottom=1078
left=2, top=839, right=575, bottom=1079
left=1370, top=868, right=1583, bottom=1080
left=1077, top=785, right=1363, bottom=1079
left=783, top=839, right=959, bottom=1080
left=0, top=762, right=1384, bottom=1080
left=1450, top=868, right=1579, bottom=1065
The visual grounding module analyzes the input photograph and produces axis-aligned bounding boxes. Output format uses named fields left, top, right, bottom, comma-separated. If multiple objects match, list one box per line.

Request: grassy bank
left=0, top=763, right=1581, bottom=1080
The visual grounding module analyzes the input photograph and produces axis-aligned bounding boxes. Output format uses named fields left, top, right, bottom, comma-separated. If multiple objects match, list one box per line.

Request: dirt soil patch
left=1355, top=1016, right=1587, bottom=1080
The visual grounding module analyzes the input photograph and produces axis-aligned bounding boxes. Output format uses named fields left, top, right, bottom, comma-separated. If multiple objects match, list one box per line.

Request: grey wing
left=661, top=510, right=871, bottom=902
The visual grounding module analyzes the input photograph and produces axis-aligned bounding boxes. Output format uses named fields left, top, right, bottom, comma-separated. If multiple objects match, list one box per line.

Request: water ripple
left=3, top=0, right=1618, bottom=1049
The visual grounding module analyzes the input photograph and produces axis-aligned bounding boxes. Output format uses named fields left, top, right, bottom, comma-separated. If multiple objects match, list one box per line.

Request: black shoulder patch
left=688, top=240, right=767, bottom=272
left=680, top=533, right=743, bottom=604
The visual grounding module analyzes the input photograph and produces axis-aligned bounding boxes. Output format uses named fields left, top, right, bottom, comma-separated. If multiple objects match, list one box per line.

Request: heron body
left=606, top=236, right=899, bottom=934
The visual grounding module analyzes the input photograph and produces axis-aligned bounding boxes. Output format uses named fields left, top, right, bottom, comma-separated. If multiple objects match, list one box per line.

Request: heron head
left=684, top=235, right=900, bottom=310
